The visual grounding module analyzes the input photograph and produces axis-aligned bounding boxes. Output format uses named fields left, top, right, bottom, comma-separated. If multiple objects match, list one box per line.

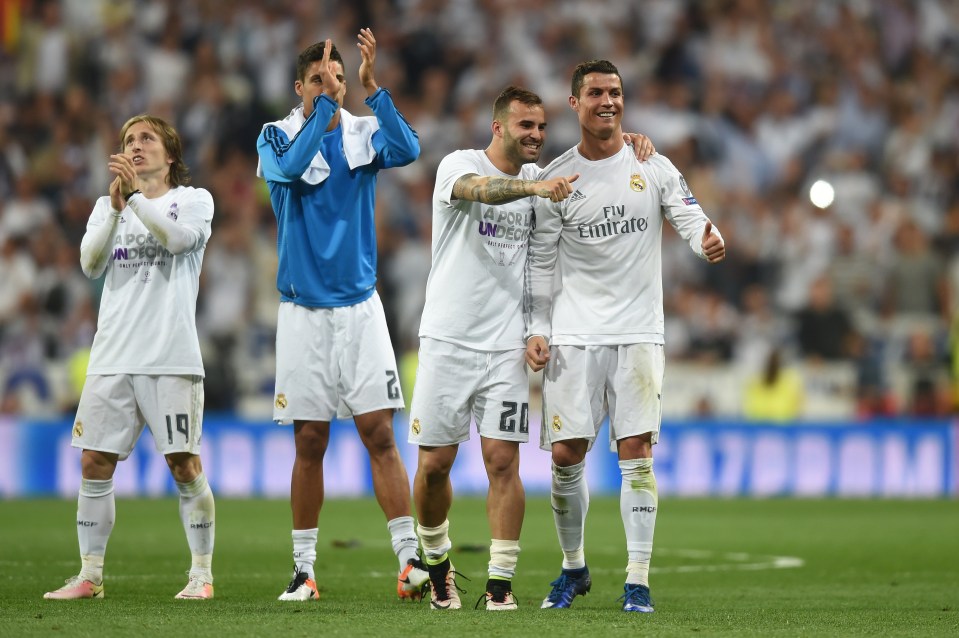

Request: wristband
left=124, top=189, right=141, bottom=200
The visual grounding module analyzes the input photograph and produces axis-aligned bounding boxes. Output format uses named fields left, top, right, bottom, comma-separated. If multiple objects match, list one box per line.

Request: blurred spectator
left=1, top=174, right=54, bottom=239
left=796, top=275, right=854, bottom=361
left=743, top=348, right=804, bottom=422
left=0, top=235, right=36, bottom=327
left=883, top=220, right=947, bottom=320
left=901, top=328, right=952, bottom=417
left=848, top=330, right=897, bottom=419
left=827, top=223, right=880, bottom=324
left=16, top=0, right=72, bottom=96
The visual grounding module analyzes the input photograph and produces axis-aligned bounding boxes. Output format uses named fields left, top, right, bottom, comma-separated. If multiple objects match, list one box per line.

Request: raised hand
left=357, top=28, right=379, bottom=95
left=623, top=133, right=655, bottom=161
left=701, top=221, right=726, bottom=263
left=525, top=336, right=551, bottom=372
left=533, top=174, right=579, bottom=202
left=318, top=38, right=343, bottom=101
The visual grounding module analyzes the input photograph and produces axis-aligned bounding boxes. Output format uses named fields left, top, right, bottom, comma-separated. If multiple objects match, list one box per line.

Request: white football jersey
left=84, top=186, right=213, bottom=375
left=418, top=149, right=541, bottom=350
left=527, top=146, right=711, bottom=345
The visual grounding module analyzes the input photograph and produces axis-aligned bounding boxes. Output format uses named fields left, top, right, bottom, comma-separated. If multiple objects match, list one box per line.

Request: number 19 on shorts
left=166, top=414, right=190, bottom=445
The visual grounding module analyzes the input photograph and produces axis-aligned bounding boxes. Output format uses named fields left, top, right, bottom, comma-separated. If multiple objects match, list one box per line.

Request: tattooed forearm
left=452, top=175, right=534, bottom=204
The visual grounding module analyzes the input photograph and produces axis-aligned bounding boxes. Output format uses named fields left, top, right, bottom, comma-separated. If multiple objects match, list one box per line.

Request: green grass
left=1, top=497, right=957, bottom=637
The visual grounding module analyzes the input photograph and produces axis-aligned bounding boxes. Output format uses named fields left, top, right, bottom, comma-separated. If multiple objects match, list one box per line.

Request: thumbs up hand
left=701, top=221, right=725, bottom=263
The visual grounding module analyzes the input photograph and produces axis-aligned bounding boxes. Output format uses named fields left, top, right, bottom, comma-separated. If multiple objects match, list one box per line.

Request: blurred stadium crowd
left=0, top=0, right=957, bottom=420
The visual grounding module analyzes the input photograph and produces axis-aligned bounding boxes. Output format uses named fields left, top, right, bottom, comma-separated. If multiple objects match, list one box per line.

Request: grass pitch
left=1, top=497, right=957, bottom=637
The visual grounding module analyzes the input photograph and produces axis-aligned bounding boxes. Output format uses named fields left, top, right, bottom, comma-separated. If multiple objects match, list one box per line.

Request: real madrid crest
left=73, top=421, right=84, bottom=438
left=551, top=415, right=562, bottom=432
left=411, top=418, right=421, bottom=435
left=275, top=393, right=288, bottom=409
left=629, top=174, right=646, bottom=193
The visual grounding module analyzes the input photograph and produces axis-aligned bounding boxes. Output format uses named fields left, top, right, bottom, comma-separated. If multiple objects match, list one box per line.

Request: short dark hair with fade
left=492, top=85, right=544, bottom=122
left=571, top=59, right=622, bottom=98
left=296, top=41, right=345, bottom=83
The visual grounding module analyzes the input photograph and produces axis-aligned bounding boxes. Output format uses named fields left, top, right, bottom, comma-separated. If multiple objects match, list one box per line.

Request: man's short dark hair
left=571, top=60, right=622, bottom=98
left=492, top=86, right=543, bottom=122
left=297, top=41, right=345, bottom=82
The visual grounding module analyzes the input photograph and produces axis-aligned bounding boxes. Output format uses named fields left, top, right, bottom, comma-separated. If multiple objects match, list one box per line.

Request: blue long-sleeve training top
left=256, top=88, right=420, bottom=307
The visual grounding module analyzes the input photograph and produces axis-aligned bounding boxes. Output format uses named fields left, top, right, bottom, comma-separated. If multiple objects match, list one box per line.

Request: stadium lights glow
left=809, top=179, right=835, bottom=209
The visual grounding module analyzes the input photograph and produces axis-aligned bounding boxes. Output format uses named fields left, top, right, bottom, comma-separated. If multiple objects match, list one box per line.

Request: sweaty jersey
left=527, top=146, right=711, bottom=345
left=256, top=90, right=420, bottom=308
left=419, top=150, right=541, bottom=351
left=84, top=186, right=213, bottom=375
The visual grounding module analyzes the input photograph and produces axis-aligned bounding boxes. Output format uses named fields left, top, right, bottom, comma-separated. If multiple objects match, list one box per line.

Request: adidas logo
left=570, top=190, right=586, bottom=201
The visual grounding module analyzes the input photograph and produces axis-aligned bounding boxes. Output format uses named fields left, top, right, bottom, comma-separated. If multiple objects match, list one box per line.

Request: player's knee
left=294, top=423, right=329, bottom=460
left=360, top=424, right=397, bottom=457
left=484, top=449, right=519, bottom=479
left=166, top=453, right=202, bottom=483
left=551, top=441, right=587, bottom=467
left=419, top=454, right=454, bottom=479
left=617, top=434, right=652, bottom=459
left=80, top=450, right=118, bottom=480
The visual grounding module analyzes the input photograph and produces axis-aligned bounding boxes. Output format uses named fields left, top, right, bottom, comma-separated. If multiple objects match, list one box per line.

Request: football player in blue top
left=256, top=29, right=427, bottom=602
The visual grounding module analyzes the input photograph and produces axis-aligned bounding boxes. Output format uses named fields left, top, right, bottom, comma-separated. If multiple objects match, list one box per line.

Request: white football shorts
left=408, top=338, right=529, bottom=446
left=540, top=343, right=664, bottom=452
left=72, top=374, right=204, bottom=460
left=273, top=292, right=404, bottom=423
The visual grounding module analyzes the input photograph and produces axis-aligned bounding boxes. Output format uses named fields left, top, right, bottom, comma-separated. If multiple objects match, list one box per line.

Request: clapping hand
left=357, top=28, right=379, bottom=96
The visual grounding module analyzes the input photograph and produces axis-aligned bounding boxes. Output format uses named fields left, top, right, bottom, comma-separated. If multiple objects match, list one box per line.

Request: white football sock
left=551, top=461, right=588, bottom=570
left=77, top=478, right=115, bottom=584
left=416, top=519, right=451, bottom=565
left=488, top=539, right=520, bottom=580
left=176, top=473, right=215, bottom=580
left=387, top=516, right=420, bottom=569
left=620, top=458, right=657, bottom=586
left=292, top=528, right=318, bottom=580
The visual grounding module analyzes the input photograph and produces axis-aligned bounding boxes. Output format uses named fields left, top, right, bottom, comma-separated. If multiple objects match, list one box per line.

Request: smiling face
left=122, top=121, right=173, bottom=181
left=571, top=72, right=624, bottom=141
left=499, top=100, right=547, bottom=168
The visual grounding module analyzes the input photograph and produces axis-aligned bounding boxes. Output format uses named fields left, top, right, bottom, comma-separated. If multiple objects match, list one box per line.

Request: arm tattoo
left=452, top=175, right=536, bottom=204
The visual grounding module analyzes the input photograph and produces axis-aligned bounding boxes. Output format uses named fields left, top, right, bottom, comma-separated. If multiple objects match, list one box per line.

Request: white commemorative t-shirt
left=418, top=149, right=541, bottom=350
left=85, top=186, right=213, bottom=375
left=527, top=146, right=711, bottom=345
